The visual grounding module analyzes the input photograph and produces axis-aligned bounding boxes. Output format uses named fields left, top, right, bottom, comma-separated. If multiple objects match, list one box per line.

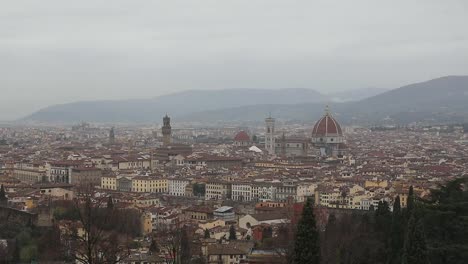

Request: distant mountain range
left=22, top=76, right=468, bottom=125
left=342, top=75, right=468, bottom=124
left=24, top=88, right=327, bottom=123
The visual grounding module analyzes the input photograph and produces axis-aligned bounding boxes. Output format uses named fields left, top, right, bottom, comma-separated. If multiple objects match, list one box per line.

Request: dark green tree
left=375, top=201, right=391, bottom=217
left=0, top=184, right=7, bottom=204
left=204, top=229, right=210, bottom=239
left=388, top=196, right=404, bottom=264
left=149, top=238, right=159, bottom=254
left=420, top=177, right=468, bottom=263
left=15, top=229, right=38, bottom=263
left=229, top=225, right=237, bottom=240
left=293, top=198, right=320, bottom=264
left=402, top=215, right=429, bottom=264
left=374, top=200, right=392, bottom=260
left=375, top=200, right=391, bottom=233
left=180, top=227, right=191, bottom=264
left=407, top=186, right=415, bottom=217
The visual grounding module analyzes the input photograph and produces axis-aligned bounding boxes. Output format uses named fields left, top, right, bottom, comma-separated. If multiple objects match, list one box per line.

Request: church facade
left=275, top=133, right=309, bottom=157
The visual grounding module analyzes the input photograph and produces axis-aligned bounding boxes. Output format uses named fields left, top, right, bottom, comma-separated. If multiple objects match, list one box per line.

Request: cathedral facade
left=264, top=106, right=346, bottom=158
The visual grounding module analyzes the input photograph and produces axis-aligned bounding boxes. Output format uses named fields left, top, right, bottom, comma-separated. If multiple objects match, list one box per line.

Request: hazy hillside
left=181, top=76, right=468, bottom=124
left=328, top=87, right=388, bottom=102
left=339, top=75, right=468, bottom=123
left=358, top=76, right=468, bottom=111
left=23, top=76, right=468, bottom=124
left=178, top=103, right=332, bottom=122
left=24, top=88, right=326, bottom=123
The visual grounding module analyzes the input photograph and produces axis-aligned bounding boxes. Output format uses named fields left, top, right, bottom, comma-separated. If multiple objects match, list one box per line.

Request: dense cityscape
left=2, top=1, right=468, bottom=263
left=0, top=108, right=467, bottom=263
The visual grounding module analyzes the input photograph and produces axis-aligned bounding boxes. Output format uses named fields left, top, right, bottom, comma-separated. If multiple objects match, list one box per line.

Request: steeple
left=281, top=132, right=286, bottom=157
left=265, top=115, right=276, bottom=155
left=109, top=127, right=115, bottom=144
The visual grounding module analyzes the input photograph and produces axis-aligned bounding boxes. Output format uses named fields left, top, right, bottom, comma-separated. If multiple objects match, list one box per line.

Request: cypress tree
left=388, top=196, right=404, bottom=264
left=375, top=201, right=391, bottom=217
left=293, top=198, right=320, bottom=264
left=402, top=215, right=429, bottom=264
left=229, top=225, right=237, bottom=240
left=407, top=186, right=414, bottom=217
left=180, top=227, right=191, bottom=264
left=375, top=200, right=391, bottom=234
left=0, top=184, right=5, bottom=198
left=0, top=184, right=7, bottom=206
left=393, top=196, right=401, bottom=215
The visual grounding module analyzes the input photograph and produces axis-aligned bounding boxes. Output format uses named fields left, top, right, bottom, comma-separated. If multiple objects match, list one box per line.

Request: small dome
left=234, top=131, right=250, bottom=141
left=312, top=110, right=342, bottom=137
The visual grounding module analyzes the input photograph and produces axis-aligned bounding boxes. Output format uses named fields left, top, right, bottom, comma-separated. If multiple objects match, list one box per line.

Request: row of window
left=275, top=143, right=303, bottom=147
left=133, top=188, right=167, bottom=192
left=133, top=183, right=166, bottom=187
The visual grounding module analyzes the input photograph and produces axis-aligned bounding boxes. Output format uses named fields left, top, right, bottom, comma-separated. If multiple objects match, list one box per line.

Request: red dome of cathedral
left=312, top=109, right=342, bottom=137
left=234, top=131, right=250, bottom=141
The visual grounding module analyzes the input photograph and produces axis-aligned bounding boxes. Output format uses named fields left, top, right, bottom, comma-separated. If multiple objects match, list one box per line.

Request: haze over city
left=1, top=0, right=468, bottom=120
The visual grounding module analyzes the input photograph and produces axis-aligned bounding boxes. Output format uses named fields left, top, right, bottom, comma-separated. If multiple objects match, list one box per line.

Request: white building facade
left=231, top=183, right=253, bottom=202
left=167, top=179, right=190, bottom=196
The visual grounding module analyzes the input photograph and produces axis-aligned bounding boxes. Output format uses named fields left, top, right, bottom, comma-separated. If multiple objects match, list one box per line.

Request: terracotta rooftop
left=234, top=131, right=250, bottom=142
left=312, top=112, right=343, bottom=137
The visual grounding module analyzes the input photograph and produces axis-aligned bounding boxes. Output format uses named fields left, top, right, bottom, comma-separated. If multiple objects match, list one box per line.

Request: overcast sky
left=1, top=0, right=468, bottom=120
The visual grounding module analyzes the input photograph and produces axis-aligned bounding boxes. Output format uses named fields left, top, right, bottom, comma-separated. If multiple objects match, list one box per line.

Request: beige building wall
left=132, top=178, right=168, bottom=193
left=12, top=168, right=46, bottom=183
left=101, top=176, right=117, bottom=190
left=365, top=180, right=388, bottom=188
left=141, top=212, right=153, bottom=235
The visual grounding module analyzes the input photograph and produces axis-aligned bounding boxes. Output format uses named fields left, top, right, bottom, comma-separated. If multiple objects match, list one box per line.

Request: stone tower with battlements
left=162, top=114, right=172, bottom=146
